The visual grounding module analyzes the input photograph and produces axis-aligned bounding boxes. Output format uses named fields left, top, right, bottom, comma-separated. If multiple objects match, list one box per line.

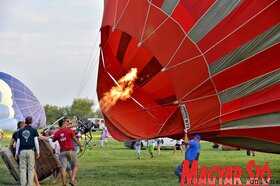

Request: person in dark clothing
left=212, top=143, right=220, bottom=149
left=10, top=121, right=25, bottom=148
left=15, top=116, right=40, bottom=186
left=247, top=150, right=255, bottom=156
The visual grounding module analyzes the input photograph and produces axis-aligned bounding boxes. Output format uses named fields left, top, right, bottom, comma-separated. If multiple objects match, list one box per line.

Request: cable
left=76, top=50, right=100, bottom=98
left=76, top=32, right=100, bottom=98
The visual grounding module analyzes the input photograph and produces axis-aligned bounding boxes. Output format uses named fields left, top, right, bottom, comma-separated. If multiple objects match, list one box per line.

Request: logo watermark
left=180, top=160, right=275, bottom=186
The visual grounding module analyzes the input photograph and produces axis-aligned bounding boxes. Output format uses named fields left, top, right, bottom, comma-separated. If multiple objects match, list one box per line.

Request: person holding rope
left=174, top=130, right=201, bottom=183
left=52, top=118, right=83, bottom=186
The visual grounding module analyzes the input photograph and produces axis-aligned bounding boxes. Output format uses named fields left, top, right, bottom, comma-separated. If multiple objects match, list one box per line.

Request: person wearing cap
left=174, top=130, right=201, bottom=182
left=52, top=118, right=83, bottom=186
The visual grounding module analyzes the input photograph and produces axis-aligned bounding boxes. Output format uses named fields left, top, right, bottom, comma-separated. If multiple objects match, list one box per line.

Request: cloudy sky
left=1, top=0, right=103, bottom=108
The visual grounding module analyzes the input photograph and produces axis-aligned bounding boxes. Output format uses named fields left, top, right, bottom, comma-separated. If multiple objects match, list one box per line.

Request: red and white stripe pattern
left=98, top=0, right=280, bottom=153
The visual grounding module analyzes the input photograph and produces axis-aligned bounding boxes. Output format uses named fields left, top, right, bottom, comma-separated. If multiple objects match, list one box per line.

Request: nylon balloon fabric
left=97, top=0, right=280, bottom=153
left=0, top=72, right=46, bottom=130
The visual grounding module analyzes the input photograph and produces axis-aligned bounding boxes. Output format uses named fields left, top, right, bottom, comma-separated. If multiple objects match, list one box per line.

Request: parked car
left=124, top=138, right=184, bottom=149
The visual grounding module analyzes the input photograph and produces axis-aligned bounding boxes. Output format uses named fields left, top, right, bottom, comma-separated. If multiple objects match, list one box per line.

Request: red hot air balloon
left=97, top=0, right=280, bottom=154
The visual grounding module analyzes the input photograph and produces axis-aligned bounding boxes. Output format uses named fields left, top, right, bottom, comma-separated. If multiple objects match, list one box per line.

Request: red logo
left=181, top=160, right=271, bottom=186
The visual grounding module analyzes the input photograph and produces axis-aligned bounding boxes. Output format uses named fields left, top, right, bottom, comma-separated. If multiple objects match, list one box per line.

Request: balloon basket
left=35, top=140, right=61, bottom=181
left=0, top=148, right=20, bottom=183
left=0, top=140, right=61, bottom=182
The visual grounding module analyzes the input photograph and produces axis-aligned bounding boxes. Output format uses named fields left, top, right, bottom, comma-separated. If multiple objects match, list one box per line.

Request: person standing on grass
left=63, top=117, right=82, bottom=153
left=100, top=127, right=109, bottom=148
left=44, top=126, right=73, bottom=184
left=15, top=116, right=40, bottom=186
left=100, top=130, right=104, bottom=147
left=10, top=121, right=25, bottom=148
left=103, top=128, right=109, bottom=147
left=175, top=130, right=201, bottom=182
left=53, top=118, right=83, bottom=186
left=147, top=139, right=156, bottom=158
left=173, top=140, right=184, bottom=155
left=247, top=150, right=255, bottom=156
left=12, top=121, right=42, bottom=186
left=0, top=128, right=4, bottom=150
left=135, top=140, right=142, bottom=159
left=156, top=138, right=161, bottom=156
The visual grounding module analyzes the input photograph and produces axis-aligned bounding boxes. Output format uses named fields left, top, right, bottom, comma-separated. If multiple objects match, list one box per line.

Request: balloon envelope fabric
left=0, top=72, right=46, bottom=130
left=97, top=0, right=280, bottom=153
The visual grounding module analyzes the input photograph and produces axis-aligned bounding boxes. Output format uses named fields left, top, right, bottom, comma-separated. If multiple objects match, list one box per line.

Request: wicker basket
left=35, top=140, right=61, bottom=180
left=0, top=148, right=20, bottom=182
left=0, top=140, right=61, bottom=182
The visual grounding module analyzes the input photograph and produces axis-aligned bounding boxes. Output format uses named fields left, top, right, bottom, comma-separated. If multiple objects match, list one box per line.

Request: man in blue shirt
left=185, top=135, right=201, bottom=162
left=15, top=116, right=40, bottom=186
left=175, top=130, right=201, bottom=182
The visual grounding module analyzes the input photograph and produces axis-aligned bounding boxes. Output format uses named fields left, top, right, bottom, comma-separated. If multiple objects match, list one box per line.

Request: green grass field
left=1, top=131, right=279, bottom=186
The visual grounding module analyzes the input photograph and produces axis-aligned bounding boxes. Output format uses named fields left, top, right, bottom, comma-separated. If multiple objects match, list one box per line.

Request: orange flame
left=100, top=68, right=138, bottom=112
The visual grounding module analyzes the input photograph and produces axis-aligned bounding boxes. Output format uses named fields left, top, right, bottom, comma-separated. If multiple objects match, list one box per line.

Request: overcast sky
left=1, top=0, right=103, bottom=108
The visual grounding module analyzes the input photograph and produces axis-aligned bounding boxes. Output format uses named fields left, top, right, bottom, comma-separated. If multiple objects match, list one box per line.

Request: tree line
left=44, top=98, right=103, bottom=125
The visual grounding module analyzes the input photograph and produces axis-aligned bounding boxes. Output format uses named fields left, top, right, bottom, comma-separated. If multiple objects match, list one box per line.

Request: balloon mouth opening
left=99, top=25, right=178, bottom=106
left=99, top=68, right=138, bottom=112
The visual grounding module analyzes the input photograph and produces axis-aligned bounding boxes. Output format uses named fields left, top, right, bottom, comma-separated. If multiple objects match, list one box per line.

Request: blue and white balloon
left=0, top=72, right=46, bottom=130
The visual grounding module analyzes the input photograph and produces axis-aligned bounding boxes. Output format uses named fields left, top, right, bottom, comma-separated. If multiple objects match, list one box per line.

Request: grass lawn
left=0, top=131, right=279, bottom=186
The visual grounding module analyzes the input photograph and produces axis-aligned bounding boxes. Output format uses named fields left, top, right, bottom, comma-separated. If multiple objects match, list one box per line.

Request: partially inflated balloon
left=97, top=0, right=280, bottom=153
left=0, top=72, right=46, bottom=130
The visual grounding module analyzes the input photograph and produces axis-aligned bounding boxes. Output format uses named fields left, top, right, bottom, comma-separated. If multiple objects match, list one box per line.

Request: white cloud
left=1, top=0, right=103, bottom=107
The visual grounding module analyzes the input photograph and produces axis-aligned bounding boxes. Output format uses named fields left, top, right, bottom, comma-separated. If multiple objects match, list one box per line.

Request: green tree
left=44, top=104, right=67, bottom=124
left=70, top=98, right=95, bottom=118
left=44, top=98, right=102, bottom=124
